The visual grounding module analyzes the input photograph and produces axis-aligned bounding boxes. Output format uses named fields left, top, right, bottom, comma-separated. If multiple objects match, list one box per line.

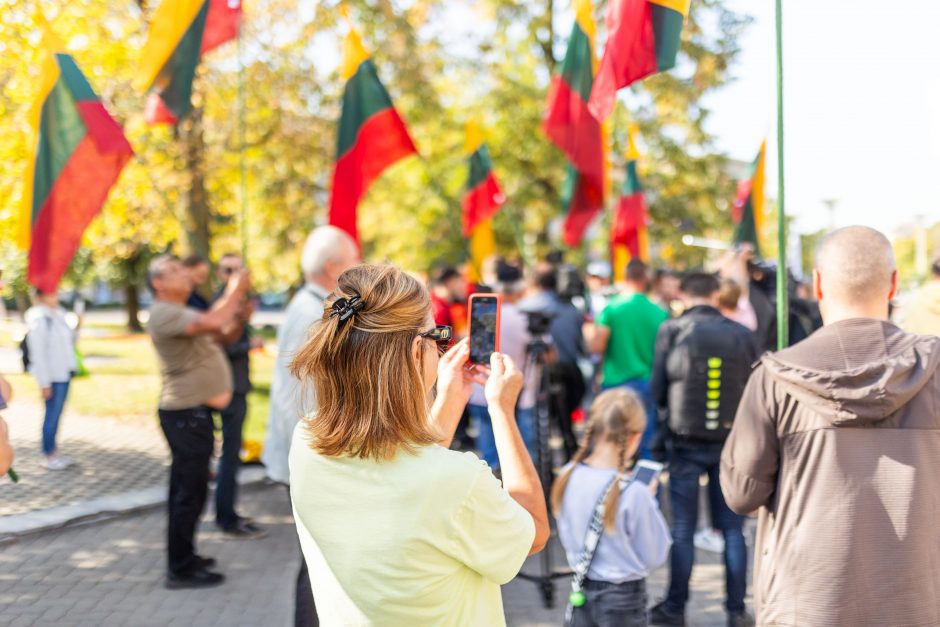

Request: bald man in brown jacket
left=721, top=226, right=940, bottom=626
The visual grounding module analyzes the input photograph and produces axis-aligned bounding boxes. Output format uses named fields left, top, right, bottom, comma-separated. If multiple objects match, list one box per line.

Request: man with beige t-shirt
left=147, top=255, right=250, bottom=590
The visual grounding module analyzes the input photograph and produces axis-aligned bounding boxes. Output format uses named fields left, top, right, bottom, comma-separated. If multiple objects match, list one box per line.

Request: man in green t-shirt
left=588, top=259, right=668, bottom=459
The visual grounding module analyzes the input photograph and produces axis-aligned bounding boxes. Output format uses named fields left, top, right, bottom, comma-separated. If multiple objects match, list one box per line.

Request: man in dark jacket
left=213, top=253, right=265, bottom=539
left=650, top=273, right=759, bottom=627
left=721, top=226, right=940, bottom=626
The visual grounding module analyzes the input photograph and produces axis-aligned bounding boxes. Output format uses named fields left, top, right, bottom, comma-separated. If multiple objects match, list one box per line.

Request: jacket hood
left=761, top=318, right=940, bottom=426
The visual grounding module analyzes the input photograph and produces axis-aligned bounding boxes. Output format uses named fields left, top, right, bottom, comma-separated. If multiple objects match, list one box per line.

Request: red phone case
left=467, top=293, right=502, bottom=362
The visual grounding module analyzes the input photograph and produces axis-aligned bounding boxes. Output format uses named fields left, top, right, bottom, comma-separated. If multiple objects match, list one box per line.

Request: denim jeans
left=601, top=379, right=657, bottom=460
left=215, top=393, right=247, bottom=529
left=42, top=380, right=70, bottom=455
left=467, top=404, right=536, bottom=470
left=664, top=445, right=747, bottom=614
left=159, top=406, right=214, bottom=575
left=570, top=579, right=647, bottom=627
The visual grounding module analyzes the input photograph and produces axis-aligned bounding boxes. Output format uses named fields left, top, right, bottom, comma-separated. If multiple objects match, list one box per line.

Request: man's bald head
left=814, top=226, right=896, bottom=314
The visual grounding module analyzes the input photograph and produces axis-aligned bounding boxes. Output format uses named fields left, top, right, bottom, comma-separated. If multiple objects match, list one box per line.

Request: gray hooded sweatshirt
left=721, top=318, right=940, bottom=626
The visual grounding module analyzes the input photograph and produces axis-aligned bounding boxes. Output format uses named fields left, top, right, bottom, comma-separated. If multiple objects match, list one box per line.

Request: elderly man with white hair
left=721, top=226, right=940, bottom=626
left=263, top=225, right=358, bottom=627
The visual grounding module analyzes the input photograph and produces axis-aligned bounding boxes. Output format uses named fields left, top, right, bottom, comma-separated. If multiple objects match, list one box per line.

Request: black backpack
left=664, top=313, right=756, bottom=443
left=20, top=316, right=52, bottom=372
left=20, top=334, right=30, bottom=371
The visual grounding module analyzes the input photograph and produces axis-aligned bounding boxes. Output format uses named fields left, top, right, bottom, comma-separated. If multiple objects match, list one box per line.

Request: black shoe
left=220, top=518, right=269, bottom=540
left=650, top=601, right=686, bottom=626
left=165, top=567, right=225, bottom=590
left=195, top=555, right=216, bottom=569
left=728, top=612, right=755, bottom=627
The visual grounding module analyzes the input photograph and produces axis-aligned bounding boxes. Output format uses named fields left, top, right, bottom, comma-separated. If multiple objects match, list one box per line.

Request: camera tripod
left=515, top=336, right=573, bottom=609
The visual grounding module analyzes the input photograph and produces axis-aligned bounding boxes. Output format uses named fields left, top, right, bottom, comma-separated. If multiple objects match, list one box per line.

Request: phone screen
left=469, top=295, right=499, bottom=364
left=633, top=462, right=663, bottom=485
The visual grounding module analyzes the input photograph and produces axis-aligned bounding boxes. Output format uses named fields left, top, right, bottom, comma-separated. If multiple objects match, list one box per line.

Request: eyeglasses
left=418, top=325, right=453, bottom=354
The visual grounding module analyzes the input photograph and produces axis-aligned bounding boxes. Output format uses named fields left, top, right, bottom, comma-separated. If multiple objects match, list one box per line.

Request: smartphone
left=632, top=460, right=664, bottom=485
left=468, top=293, right=502, bottom=365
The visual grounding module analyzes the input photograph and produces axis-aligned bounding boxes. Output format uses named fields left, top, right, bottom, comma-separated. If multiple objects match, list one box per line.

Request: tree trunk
left=182, top=105, right=211, bottom=259
left=125, top=281, right=143, bottom=333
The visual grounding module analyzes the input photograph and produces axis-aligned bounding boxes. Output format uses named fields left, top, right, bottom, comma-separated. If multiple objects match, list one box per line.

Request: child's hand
left=648, top=478, right=660, bottom=496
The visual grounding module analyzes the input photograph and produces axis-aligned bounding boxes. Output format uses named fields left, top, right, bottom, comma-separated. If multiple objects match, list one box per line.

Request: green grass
left=4, top=325, right=275, bottom=458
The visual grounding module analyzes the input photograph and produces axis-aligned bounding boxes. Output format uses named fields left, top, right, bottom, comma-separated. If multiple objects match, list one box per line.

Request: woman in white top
left=288, top=264, right=549, bottom=626
left=25, top=289, right=77, bottom=470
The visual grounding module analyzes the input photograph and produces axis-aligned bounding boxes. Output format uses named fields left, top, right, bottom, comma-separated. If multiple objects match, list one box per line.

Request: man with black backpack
left=649, top=273, right=759, bottom=627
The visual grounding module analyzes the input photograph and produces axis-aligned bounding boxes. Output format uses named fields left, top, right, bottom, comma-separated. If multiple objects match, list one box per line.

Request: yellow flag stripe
left=574, top=0, right=597, bottom=42
left=465, top=119, right=485, bottom=155
left=752, top=139, right=767, bottom=238
left=468, top=219, right=496, bottom=284
left=20, top=14, right=64, bottom=249
left=625, top=123, right=641, bottom=161
left=340, top=26, right=371, bottom=81
left=135, top=0, right=206, bottom=91
left=649, top=0, right=691, bottom=17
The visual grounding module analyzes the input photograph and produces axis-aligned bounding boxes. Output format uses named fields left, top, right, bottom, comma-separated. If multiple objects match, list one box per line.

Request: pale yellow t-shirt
left=289, top=422, right=535, bottom=627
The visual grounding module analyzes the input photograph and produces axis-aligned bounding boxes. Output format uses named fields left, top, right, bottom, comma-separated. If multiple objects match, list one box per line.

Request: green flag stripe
left=336, top=59, right=395, bottom=159
left=467, top=145, right=494, bottom=191
left=559, top=22, right=594, bottom=103
left=32, top=76, right=88, bottom=221
left=55, top=54, right=97, bottom=102
left=620, top=160, right=643, bottom=196
left=733, top=194, right=760, bottom=255
left=650, top=3, right=684, bottom=72
left=151, top=1, right=209, bottom=120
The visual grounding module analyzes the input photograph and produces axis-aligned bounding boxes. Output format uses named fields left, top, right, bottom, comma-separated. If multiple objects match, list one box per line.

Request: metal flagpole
left=775, top=0, right=788, bottom=349
left=238, top=6, right=248, bottom=260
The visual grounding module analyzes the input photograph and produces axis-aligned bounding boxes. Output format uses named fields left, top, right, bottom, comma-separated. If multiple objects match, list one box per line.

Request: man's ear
left=888, top=270, right=899, bottom=302
left=813, top=269, right=823, bottom=301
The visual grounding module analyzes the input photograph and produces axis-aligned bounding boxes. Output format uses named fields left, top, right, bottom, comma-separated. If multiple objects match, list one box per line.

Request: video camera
left=524, top=310, right=554, bottom=336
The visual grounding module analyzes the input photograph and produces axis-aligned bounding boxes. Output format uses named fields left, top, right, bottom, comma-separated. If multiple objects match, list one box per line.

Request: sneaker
left=650, top=601, right=686, bottom=626
left=165, top=567, right=225, bottom=590
left=694, top=528, right=726, bottom=553
left=728, top=612, right=755, bottom=627
left=195, top=555, right=216, bottom=569
left=220, top=518, right=268, bottom=540
left=41, top=456, right=73, bottom=470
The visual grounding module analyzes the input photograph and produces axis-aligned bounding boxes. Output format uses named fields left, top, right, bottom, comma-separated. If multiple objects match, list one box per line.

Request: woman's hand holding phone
left=431, top=339, right=487, bottom=447
left=484, top=352, right=523, bottom=415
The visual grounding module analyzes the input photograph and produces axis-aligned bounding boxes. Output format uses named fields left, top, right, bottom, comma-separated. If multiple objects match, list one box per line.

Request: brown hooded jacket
left=721, top=318, right=940, bottom=626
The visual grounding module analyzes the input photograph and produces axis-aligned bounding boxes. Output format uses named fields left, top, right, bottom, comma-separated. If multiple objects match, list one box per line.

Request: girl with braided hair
left=552, top=388, right=672, bottom=627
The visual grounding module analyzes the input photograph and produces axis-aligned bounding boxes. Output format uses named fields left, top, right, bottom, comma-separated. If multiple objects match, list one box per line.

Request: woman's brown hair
left=290, top=264, right=440, bottom=461
left=550, top=388, right=647, bottom=531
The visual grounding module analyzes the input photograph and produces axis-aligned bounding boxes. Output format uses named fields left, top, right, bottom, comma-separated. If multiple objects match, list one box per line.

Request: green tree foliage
left=0, top=0, right=748, bottom=318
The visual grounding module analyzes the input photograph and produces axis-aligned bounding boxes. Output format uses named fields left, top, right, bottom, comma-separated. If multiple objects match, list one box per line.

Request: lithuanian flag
left=19, top=19, right=133, bottom=293
left=463, top=121, right=504, bottom=282
left=732, top=140, right=766, bottom=254
left=544, top=0, right=605, bottom=247
left=463, top=121, right=504, bottom=237
left=329, top=23, right=417, bottom=245
left=589, top=0, right=690, bottom=120
left=611, top=126, right=648, bottom=280
left=136, top=0, right=242, bottom=125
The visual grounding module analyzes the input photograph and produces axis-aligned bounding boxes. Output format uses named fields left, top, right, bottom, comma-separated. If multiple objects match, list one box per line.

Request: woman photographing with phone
left=288, top=264, right=549, bottom=626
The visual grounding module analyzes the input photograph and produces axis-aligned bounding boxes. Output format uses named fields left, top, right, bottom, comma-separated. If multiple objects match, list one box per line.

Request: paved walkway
left=1, top=481, right=748, bottom=627
left=0, top=483, right=297, bottom=627
left=0, top=401, right=168, bottom=519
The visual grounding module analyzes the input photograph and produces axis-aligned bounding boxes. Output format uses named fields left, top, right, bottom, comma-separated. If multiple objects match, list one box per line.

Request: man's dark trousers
left=215, top=393, right=247, bottom=529
left=664, top=444, right=747, bottom=615
left=159, top=406, right=214, bottom=575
